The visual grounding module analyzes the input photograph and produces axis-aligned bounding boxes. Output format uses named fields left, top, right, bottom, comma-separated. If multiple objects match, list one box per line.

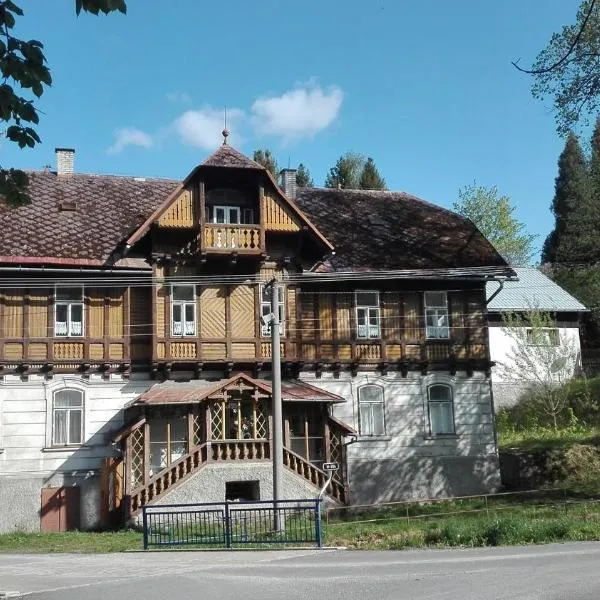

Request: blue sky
left=3, top=1, right=584, bottom=259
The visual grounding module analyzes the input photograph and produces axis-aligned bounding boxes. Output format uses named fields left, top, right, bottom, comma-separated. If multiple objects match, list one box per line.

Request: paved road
left=2, top=542, right=600, bottom=599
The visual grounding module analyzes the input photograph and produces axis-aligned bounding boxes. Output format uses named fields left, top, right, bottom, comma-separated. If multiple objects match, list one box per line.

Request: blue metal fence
left=142, top=499, right=322, bottom=549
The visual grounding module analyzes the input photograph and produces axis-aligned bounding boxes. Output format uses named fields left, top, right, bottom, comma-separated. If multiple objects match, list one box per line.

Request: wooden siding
left=230, top=285, right=255, bottom=338
left=261, top=192, right=301, bottom=232
left=200, top=286, right=226, bottom=338
left=157, top=189, right=194, bottom=228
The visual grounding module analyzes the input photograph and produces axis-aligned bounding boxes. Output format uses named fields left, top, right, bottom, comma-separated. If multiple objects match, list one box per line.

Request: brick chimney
left=280, top=168, right=297, bottom=200
left=55, top=148, right=75, bottom=175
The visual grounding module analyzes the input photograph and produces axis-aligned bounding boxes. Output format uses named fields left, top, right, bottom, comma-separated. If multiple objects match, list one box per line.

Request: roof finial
left=222, top=106, right=229, bottom=145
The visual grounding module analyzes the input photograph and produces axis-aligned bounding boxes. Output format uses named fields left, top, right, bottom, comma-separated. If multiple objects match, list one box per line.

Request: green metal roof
left=486, top=267, right=587, bottom=312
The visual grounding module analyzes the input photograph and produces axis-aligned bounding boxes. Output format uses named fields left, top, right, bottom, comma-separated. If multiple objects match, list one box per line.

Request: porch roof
left=128, top=374, right=346, bottom=406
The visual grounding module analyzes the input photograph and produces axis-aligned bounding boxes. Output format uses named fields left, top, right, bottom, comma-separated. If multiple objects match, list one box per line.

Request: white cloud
left=107, top=128, right=153, bottom=154
left=166, top=91, right=192, bottom=104
left=251, top=84, right=343, bottom=141
left=172, top=107, right=244, bottom=149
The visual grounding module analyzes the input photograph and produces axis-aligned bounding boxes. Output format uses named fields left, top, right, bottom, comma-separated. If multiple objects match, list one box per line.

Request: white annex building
left=486, top=267, right=587, bottom=408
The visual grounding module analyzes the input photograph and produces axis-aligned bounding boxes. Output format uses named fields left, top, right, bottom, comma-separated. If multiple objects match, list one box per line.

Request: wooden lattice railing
left=211, top=439, right=270, bottom=461
left=283, top=447, right=346, bottom=503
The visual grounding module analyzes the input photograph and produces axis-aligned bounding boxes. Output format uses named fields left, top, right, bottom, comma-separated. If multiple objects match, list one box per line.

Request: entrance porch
left=107, top=374, right=353, bottom=522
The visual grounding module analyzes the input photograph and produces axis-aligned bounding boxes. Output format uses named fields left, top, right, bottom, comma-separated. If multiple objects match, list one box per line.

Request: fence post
left=224, top=501, right=232, bottom=549
left=485, top=495, right=490, bottom=519
left=142, top=507, right=149, bottom=550
left=315, top=500, right=323, bottom=548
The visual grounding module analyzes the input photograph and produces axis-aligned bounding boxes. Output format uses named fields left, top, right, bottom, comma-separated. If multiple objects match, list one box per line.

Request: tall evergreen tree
left=253, top=149, right=278, bottom=179
left=324, top=152, right=365, bottom=189
left=359, top=157, right=386, bottom=190
left=296, top=163, right=313, bottom=188
left=541, top=133, right=592, bottom=264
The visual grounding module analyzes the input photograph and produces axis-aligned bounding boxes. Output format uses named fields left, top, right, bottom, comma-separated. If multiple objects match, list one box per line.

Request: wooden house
left=0, top=142, right=513, bottom=532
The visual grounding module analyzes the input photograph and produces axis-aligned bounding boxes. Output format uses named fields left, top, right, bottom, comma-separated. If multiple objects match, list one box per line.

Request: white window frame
left=171, top=285, right=196, bottom=337
left=526, top=327, right=560, bottom=347
left=355, top=291, right=380, bottom=339
left=52, top=389, right=84, bottom=447
left=212, top=205, right=241, bottom=224
left=358, top=384, right=386, bottom=436
left=425, top=291, right=449, bottom=340
left=260, top=285, right=285, bottom=337
left=427, top=384, right=455, bottom=436
left=54, top=286, right=84, bottom=337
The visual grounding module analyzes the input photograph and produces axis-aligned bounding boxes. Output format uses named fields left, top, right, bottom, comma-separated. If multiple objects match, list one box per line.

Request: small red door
left=40, top=487, right=80, bottom=532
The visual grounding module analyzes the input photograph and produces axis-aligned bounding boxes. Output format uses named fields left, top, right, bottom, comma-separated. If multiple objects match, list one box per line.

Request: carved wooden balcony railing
left=211, top=439, right=270, bottom=461
left=202, top=224, right=261, bottom=253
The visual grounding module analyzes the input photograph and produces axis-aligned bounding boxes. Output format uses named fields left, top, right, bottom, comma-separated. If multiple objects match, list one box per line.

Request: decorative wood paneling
left=130, top=286, right=152, bottom=336
left=402, top=293, right=420, bottom=340
left=157, top=189, right=194, bottom=228
left=301, top=343, right=316, bottom=360
left=299, top=293, right=315, bottom=340
left=109, top=343, right=124, bottom=360
left=28, top=342, right=48, bottom=359
left=156, top=280, right=166, bottom=339
left=90, top=343, right=104, bottom=360
left=156, top=342, right=166, bottom=359
left=261, top=192, right=301, bottom=231
left=28, top=290, right=49, bottom=338
left=320, top=344, right=335, bottom=360
left=405, top=344, right=421, bottom=359
left=200, top=286, right=226, bottom=338
left=319, top=295, right=333, bottom=341
left=4, top=342, right=23, bottom=359
left=260, top=342, right=285, bottom=358
left=336, top=293, right=352, bottom=339
left=231, top=342, right=255, bottom=358
left=108, top=290, right=124, bottom=338
left=87, top=290, right=104, bottom=338
left=54, top=343, right=84, bottom=360
left=450, top=293, right=466, bottom=345
left=467, top=293, right=486, bottom=345
left=3, top=289, right=24, bottom=338
left=230, top=285, right=255, bottom=338
left=427, top=343, right=450, bottom=360
left=201, top=343, right=226, bottom=360
left=171, top=342, right=197, bottom=359
left=338, top=344, right=352, bottom=360
left=383, top=292, right=401, bottom=341
left=387, top=344, right=402, bottom=359
left=287, top=287, right=297, bottom=338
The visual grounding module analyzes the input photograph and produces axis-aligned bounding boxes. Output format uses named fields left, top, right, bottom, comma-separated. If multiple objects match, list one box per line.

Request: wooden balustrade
left=283, top=447, right=346, bottom=503
left=203, top=225, right=261, bottom=252
left=211, top=439, right=270, bottom=461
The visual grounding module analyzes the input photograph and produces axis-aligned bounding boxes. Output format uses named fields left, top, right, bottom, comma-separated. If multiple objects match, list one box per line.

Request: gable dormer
left=127, top=141, right=333, bottom=262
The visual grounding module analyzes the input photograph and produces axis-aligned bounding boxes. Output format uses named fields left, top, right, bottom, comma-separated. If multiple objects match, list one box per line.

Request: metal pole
left=271, top=280, right=284, bottom=532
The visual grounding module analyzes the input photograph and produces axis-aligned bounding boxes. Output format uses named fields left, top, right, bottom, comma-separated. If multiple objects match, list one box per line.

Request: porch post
left=187, top=406, right=195, bottom=452
left=205, top=403, right=212, bottom=460
left=324, top=409, right=331, bottom=464
left=143, top=421, right=150, bottom=486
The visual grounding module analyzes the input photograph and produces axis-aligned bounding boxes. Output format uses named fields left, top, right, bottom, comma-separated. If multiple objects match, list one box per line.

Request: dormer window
left=206, top=188, right=256, bottom=225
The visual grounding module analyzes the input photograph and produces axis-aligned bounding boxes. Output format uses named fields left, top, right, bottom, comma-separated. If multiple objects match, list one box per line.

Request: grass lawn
left=2, top=495, right=600, bottom=552
left=498, top=426, right=600, bottom=452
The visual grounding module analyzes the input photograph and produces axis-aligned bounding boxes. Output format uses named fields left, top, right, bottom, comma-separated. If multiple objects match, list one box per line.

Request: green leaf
left=4, top=1, right=24, bottom=16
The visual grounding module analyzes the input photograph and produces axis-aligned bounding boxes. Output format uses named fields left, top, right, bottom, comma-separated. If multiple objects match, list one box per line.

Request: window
left=425, top=291, right=449, bottom=339
left=52, top=389, right=83, bottom=446
left=171, top=285, right=196, bottom=336
left=261, top=285, right=285, bottom=336
left=358, top=385, right=385, bottom=436
left=356, top=291, right=380, bottom=339
left=526, top=328, right=560, bottom=346
left=55, top=287, right=84, bottom=337
left=427, top=385, right=454, bottom=435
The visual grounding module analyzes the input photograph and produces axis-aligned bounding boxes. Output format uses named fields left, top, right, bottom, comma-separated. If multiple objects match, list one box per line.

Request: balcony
left=202, top=224, right=262, bottom=254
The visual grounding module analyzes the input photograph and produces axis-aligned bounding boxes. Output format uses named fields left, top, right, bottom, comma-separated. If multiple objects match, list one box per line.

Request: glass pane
left=56, top=287, right=82, bottom=301
left=70, top=304, right=83, bottom=335
left=429, top=385, right=451, bottom=402
left=356, top=307, right=366, bottom=325
left=55, top=390, right=83, bottom=408
left=360, top=385, right=383, bottom=403
left=184, top=304, right=195, bottom=335
left=228, top=207, right=240, bottom=224
left=371, top=403, right=385, bottom=435
left=425, top=291, right=446, bottom=308
left=214, top=207, right=226, bottom=223
left=356, top=292, right=378, bottom=307
left=430, top=401, right=454, bottom=434
left=69, top=409, right=82, bottom=444
left=261, top=286, right=271, bottom=303
left=55, top=305, right=68, bottom=336
left=173, top=285, right=194, bottom=301
left=242, top=208, right=254, bottom=224
left=53, top=410, right=67, bottom=444
left=359, top=406, right=371, bottom=435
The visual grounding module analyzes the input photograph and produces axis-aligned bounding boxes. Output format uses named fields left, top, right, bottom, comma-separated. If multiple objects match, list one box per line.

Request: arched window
left=52, top=389, right=84, bottom=446
left=358, top=385, right=385, bottom=436
left=427, top=384, right=454, bottom=435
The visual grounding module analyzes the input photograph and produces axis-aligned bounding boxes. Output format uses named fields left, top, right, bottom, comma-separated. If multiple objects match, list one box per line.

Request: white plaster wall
left=0, top=373, right=152, bottom=532
left=489, top=326, right=581, bottom=407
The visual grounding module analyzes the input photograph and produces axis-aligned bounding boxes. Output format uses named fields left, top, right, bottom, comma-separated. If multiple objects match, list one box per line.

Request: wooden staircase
left=118, top=432, right=346, bottom=517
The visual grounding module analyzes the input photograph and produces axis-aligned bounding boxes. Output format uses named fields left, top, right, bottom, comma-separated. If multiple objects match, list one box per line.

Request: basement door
left=40, top=487, right=81, bottom=532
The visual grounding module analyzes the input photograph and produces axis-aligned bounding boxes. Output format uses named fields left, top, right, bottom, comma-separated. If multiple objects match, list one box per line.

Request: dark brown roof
left=295, top=188, right=507, bottom=271
left=0, top=171, right=178, bottom=266
left=201, top=144, right=266, bottom=169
